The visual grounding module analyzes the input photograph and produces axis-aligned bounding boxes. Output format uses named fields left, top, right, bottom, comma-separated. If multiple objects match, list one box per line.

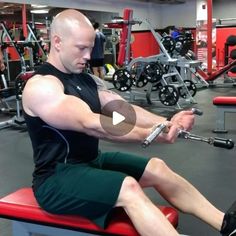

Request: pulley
left=161, top=36, right=175, bottom=53
left=112, top=69, right=133, bottom=91
left=178, top=80, right=197, bottom=98
left=143, top=62, right=163, bottom=83
left=159, top=85, right=179, bottom=106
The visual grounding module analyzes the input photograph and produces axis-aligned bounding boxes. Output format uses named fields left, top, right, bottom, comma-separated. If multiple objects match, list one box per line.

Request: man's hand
left=169, top=110, right=195, bottom=131
left=155, top=110, right=195, bottom=144
left=156, top=122, right=181, bottom=144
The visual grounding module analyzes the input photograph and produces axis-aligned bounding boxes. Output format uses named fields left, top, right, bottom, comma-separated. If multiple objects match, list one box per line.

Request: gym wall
left=4, top=0, right=236, bottom=30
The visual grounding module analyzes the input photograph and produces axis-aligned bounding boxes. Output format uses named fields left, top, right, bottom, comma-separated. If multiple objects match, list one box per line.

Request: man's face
left=59, top=26, right=95, bottom=74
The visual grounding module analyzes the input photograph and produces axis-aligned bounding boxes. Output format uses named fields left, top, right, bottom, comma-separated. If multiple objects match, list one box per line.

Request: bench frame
left=214, top=105, right=236, bottom=133
left=12, top=221, right=95, bottom=236
left=213, top=96, right=236, bottom=133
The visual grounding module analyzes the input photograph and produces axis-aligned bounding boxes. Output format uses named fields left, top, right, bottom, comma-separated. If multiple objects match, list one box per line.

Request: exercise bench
left=0, top=187, right=179, bottom=236
left=213, top=96, right=236, bottom=133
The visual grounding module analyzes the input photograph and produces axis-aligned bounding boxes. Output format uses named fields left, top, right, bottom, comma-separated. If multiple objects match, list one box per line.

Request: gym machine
left=142, top=108, right=234, bottom=149
left=0, top=69, right=33, bottom=130
left=194, top=35, right=236, bottom=87
left=105, top=8, right=202, bottom=108
left=0, top=23, right=36, bottom=129
left=0, top=22, right=48, bottom=73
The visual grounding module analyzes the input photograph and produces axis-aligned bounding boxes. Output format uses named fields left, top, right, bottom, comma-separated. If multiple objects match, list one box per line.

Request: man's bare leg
left=115, top=176, right=179, bottom=236
left=139, top=158, right=224, bottom=231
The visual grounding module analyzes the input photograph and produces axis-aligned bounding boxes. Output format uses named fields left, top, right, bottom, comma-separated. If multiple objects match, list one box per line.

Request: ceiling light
left=31, top=4, right=48, bottom=8
left=30, top=9, right=49, bottom=14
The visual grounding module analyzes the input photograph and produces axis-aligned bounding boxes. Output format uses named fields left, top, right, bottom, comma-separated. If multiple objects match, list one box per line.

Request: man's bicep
left=24, top=84, right=93, bottom=130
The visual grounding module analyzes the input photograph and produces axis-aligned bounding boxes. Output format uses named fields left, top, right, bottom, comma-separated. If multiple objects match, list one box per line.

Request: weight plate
left=135, top=72, right=148, bottom=88
left=161, top=36, right=175, bottom=53
left=159, top=85, right=179, bottom=106
left=178, top=80, right=197, bottom=98
left=112, top=69, right=133, bottom=91
left=175, top=35, right=191, bottom=56
left=143, top=62, right=163, bottom=83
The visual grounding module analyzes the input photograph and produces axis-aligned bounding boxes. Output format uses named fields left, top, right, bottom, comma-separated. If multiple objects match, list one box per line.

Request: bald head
left=47, top=9, right=96, bottom=73
left=50, top=9, right=93, bottom=39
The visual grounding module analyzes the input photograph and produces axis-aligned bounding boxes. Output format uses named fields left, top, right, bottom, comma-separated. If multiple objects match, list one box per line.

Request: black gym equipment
left=107, top=9, right=201, bottom=108
left=112, top=69, right=133, bottom=91
left=142, top=108, right=234, bottom=149
left=161, top=36, right=175, bottom=54
left=143, top=62, right=164, bottom=83
left=178, top=80, right=197, bottom=98
left=142, top=122, right=234, bottom=149
left=135, top=72, right=148, bottom=88
left=158, top=85, right=179, bottom=106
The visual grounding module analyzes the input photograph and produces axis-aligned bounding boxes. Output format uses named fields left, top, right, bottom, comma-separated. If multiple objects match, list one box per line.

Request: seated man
left=22, top=9, right=236, bottom=236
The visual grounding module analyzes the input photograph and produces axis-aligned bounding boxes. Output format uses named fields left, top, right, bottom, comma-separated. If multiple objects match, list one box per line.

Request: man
left=0, top=47, right=6, bottom=72
left=0, top=47, right=6, bottom=89
left=22, top=9, right=236, bottom=236
left=89, top=22, right=106, bottom=79
left=169, top=26, right=181, bottom=39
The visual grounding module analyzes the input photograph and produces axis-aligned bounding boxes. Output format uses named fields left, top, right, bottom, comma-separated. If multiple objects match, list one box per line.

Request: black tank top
left=24, top=62, right=101, bottom=191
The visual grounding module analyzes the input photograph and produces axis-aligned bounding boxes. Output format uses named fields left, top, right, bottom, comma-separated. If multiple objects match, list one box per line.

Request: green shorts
left=35, top=151, right=150, bottom=228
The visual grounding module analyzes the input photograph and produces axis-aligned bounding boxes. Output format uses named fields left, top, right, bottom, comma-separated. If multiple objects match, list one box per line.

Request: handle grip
left=191, top=108, right=203, bottom=116
left=213, top=137, right=235, bottom=149
left=142, top=124, right=166, bottom=148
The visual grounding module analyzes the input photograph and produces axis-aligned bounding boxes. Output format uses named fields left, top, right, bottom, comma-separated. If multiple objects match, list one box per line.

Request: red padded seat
left=0, top=188, right=178, bottom=236
left=213, top=96, right=236, bottom=106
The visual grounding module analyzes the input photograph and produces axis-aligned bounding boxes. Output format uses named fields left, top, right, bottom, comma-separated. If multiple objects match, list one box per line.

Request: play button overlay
left=100, top=100, right=136, bottom=136
left=112, top=111, right=125, bottom=125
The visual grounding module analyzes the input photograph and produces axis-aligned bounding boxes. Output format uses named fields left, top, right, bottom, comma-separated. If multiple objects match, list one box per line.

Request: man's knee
left=116, top=176, right=144, bottom=207
left=140, top=158, right=174, bottom=186
left=147, top=157, right=170, bottom=175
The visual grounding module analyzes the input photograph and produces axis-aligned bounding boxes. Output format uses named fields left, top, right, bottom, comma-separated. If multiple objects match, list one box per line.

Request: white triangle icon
left=112, top=111, right=125, bottom=125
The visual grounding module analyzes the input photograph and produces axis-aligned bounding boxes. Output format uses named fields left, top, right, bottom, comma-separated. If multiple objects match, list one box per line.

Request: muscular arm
left=22, top=75, right=151, bottom=142
left=98, top=89, right=195, bottom=142
left=98, top=89, right=194, bottom=128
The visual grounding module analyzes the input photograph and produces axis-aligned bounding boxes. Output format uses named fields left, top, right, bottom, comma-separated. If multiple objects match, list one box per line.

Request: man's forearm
left=132, top=105, right=167, bottom=128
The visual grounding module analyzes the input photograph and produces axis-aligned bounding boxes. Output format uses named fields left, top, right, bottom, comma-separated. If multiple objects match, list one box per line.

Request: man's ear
left=54, top=35, right=62, bottom=51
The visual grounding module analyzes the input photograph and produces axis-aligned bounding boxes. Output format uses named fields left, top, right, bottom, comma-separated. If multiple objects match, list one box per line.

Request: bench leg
left=12, top=221, right=97, bottom=236
left=213, top=107, right=228, bottom=133
left=12, top=221, right=31, bottom=236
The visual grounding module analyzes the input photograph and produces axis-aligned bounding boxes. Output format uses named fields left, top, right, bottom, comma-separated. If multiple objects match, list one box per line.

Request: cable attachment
left=142, top=123, right=167, bottom=148
left=178, top=130, right=234, bottom=149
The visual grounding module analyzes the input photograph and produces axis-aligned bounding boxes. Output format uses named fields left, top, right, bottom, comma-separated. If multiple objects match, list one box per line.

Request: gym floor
left=0, top=81, right=236, bottom=236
